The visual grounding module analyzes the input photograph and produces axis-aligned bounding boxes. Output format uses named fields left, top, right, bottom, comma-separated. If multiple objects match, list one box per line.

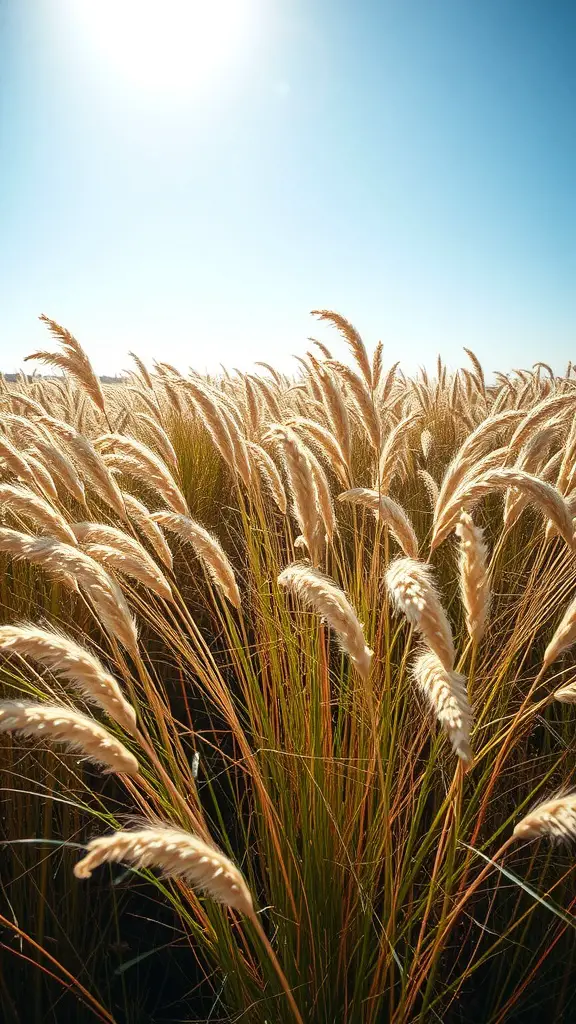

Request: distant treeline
left=3, top=373, right=123, bottom=384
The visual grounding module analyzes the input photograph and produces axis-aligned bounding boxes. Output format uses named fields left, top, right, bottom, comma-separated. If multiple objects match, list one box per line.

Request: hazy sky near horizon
left=1, top=0, right=575, bottom=377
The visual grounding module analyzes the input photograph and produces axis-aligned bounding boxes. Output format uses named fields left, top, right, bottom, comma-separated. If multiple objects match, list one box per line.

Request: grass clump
left=1, top=313, right=576, bottom=1022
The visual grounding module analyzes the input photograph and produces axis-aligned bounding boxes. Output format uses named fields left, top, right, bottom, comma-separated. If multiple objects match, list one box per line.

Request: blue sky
left=1, top=0, right=575, bottom=376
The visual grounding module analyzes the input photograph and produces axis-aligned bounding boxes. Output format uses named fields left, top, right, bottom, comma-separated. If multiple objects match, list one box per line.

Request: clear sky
left=1, top=0, right=575, bottom=376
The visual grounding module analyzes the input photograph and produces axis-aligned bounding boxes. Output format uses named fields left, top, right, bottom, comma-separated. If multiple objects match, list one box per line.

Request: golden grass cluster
left=1, top=312, right=576, bottom=1022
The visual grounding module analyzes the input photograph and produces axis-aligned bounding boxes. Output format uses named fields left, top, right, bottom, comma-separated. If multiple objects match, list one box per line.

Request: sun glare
left=67, top=0, right=257, bottom=94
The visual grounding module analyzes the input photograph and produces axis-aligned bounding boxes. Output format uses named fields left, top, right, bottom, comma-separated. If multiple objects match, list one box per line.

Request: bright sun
left=68, top=0, right=257, bottom=94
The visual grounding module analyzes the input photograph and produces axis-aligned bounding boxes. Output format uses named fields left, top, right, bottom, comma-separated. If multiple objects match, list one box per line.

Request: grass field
left=1, top=312, right=576, bottom=1023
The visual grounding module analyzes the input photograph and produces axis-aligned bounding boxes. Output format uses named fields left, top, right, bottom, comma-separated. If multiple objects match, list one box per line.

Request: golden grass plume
left=74, top=825, right=253, bottom=914
left=0, top=700, right=138, bottom=775
left=278, top=562, right=373, bottom=679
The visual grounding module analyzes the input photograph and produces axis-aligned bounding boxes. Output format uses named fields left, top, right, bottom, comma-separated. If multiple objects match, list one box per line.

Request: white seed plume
left=25, top=453, right=59, bottom=502
left=433, top=467, right=574, bottom=551
left=455, top=512, right=491, bottom=645
left=95, top=434, right=187, bottom=515
left=72, top=523, right=172, bottom=602
left=0, top=483, right=77, bottom=545
left=338, top=487, right=418, bottom=558
left=513, top=794, right=576, bottom=841
left=412, top=650, right=473, bottom=766
left=386, top=557, right=455, bottom=671
left=36, top=415, right=127, bottom=519
left=554, top=683, right=576, bottom=704
left=0, top=700, right=139, bottom=775
left=0, top=528, right=138, bottom=651
left=278, top=563, right=373, bottom=679
left=151, top=511, right=240, bottom=608
left=0, top=624, right=137, bottom=735
left=74, top=826, right=253, bottom=915
left=135, top=412, right=179, bottom=471
left=122, top=492, right=174, bottom=569
left=246, top=442, right=287, bottom=514
left=265, top=424, right=323, bottom=565
left=543, top=594, right=576, bottom=671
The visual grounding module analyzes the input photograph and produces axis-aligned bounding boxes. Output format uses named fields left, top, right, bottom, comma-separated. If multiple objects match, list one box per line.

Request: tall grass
left=1, top=318, right=576, bottom=1022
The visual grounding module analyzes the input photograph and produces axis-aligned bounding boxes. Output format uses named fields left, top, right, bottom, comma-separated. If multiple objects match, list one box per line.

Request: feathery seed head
left=26, top=316, right=106, bottom=416
left=122, top=492, right=174, bottom=569
left=455, top=512, right=491, bottom=645
left=543, top=594, right=576, bottom=671
left=0, top=624, right=137, bottom=734
left=338, top=488, right=418, bottom=558
left=278, top=562, right=373, bottom=679
left=0, top=528, right=138, bottom=651
left=74, top=826, right=253, bottom=914
left=265, top=425, right=323, bottom=565
left=95, top=434, right=187, bottom=515
left=554, top=683, right=576, bottom=704
left=151, top=511, right=241, bottom=608
left=72, top=523, right=173, bottom=602
left=0, top=483, right=77, bottom=545
left=411, top=649, right=473, bottom=766
left=386, top=557, right=455, bottom=670
left=0, top=700, right=138, bottom=775
left=513, top=795, right=576, bottom=841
